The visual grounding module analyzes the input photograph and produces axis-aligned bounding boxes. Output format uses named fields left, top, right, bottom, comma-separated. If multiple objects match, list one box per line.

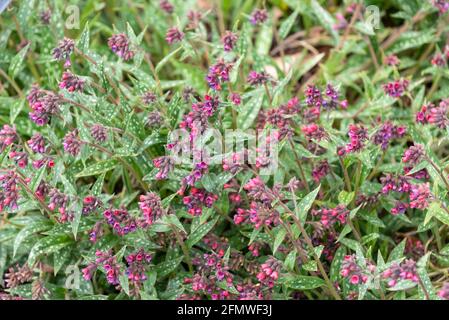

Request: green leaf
left=8, top=43, right=30, bottom=78
left=28, top=235, right=73, bottom=266
left=296, top=185, right=320, bottom=221
left=155, top=46, right=182, bottom=74
left=279, top=8, right=300, bottom=39
left=338, top=190, right=354, bottom=207
left=119, top=273, right=130, bottom=296
left=186, top=217, right=219, bottom=248
left=29, top=164, right=47, bottom=193
left=76, top=159, right=119, bottom=178
left=237, top=90, right=264, bottom=130
left=53, top=247, right=71, bottom=275
left=417, top=252, right=436, bottom=299
left=427, top=202, right=449, bottom=226
left=71, top=201, right=83, bottom=239
left=310, top=0, right=339, bottom=43
left=284, top=275, right=326, bottom=290
left=330, top=246, right=346, bottom=282
left=388, top=239, right=406, bottom=263
left=284, top=251, right=297, bottom=272
left=155, top=256, right=183, bottom=278
left=10, top=98, right=25, bottom=124
left=13, top=220, right=53, bottom=258
left=77, top=21, right=90, bottom=53
left=273, top=228, right=287, bottom=254
left=91, top=172, right=106, bottom=196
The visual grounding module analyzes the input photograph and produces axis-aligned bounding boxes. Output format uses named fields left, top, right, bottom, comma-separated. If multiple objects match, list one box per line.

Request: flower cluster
left=206, top=59, right=233, bottom=90
left=138, top=192, right=164, bottom=225
left=312, top=205, right=349, bottom=227
left=372, top=122, right=406, bottom=150
left=82, top=250, right=121, bottom=285
left=27, top=86, right=61, bottom=126
left=108, top=33, right=135, bottom=60
left=125, top=249, right=152, bottom=283
left=256, top=257, right=282, bottom=287
left=340, top=254, right=374, bottom=285
left=383, top=79, right=409, bottom=98
left=382, top=259, right=418, bottom=287
left=342, top=124, right=368, bottom=154
left=59, top=71, right=85, bottom=92
left=183, top=188, right=218, bottom=216
left=103, top=208, right=139, bottom=236
left=52, top=38, right=74, bottom=67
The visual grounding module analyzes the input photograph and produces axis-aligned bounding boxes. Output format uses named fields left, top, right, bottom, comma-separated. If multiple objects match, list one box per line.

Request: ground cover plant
left=1, top=0, right=449, bottom=300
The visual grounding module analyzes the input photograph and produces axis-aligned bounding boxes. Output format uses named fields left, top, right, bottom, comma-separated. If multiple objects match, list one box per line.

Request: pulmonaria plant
left=1, top=0, right=449, bottom=302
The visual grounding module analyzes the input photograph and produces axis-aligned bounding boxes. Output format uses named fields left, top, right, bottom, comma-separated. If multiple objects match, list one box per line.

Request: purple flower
left=431, top=53, right=446, bottom=67
left=0, top=171, right=20, bottom=212
left=52, top=38, right=74, bottom=67
left=182, top=162, right=209, bottom=188
left=27, top=133, right=46, bottom=153
left=431, top=0, right=449, bottom=13
left=59, top=71, right=85, bottom=92
left=159, top=0, right=174, bottom=14
left=27, top=86, right=61, bottom=126
left=103, top=208, right=138, bottom=236
left=438, top=282, right=449, bottom=299
left=183, top=188, right=218, bottom=216
left=344, top=124, right=368, bottom=154
left=391, top=201, right=408, bottom=215
left=146, top=111, right=163, bottom=127
left=63, top=130, right=82, bottom=156
left=380, top=173, right=411, bottom=194
left=243, top=176, right=273, bottom=204
left=206, top=59, right=233, bottom=90
left=82, top=196, right=102, bottom=215
left=333, top=13, right=348, bottom=30
left=312, top=160, right=330, bottom=183
left=138, top=192, right=164, bottom=225
left=312, top=205, right=349, bottom=227
left=372, top=122, right=406, bottom=150
left=222, top=31, right=238, bottom=52
left=108, top=33, right=135, bottom=61
left=409, top=183, right=432, bottom=210
left=428, top=103, right=449, bottom=128
left=8, top=151, right=28, bottom=168
left=249, top=9, right=268, bottom=25
left=257, top=257, right=281, bottom=286
left=48, top=188, right=70, bottom=221
left=302, top=123, right=327, bottom=141
left=126, top=249, right=152, bottom=283
left=384, top=54, right=400, bottom=66
left=247, top=71, right=270, bottom=87
left=340, top=254, right=372, bottom=285
left=95, top=250, right=121, bottom=285
left=382, top=259, right=418, bottom=287
left=142, top=91, right=157, bottom=105
left=305, top=84, right=323, bottom=107
left=0, top=124, right=17, bottom=152
left=402, top=144, right=424, bottom=166
left=90, top=124, right=108, bottom=143
left=153, top=156, right=174, bottom=180
left=165, top=27, right=184, bottom=44
left=383, top=79, right=409, bottom=98
left=40, top=10, right=51, bottom=25
left=229, top=92, right=241, bottom=106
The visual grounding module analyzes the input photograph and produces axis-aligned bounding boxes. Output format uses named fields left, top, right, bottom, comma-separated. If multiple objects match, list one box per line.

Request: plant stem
left=289, top=139, right=310, bottom=193
left=171, top=225, right=193, bottom=272
left=338, top=156, right=352, bottom=193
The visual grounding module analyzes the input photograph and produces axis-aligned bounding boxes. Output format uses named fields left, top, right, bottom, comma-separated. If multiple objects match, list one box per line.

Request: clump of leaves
left=1, top=0, right=449, bottom=300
